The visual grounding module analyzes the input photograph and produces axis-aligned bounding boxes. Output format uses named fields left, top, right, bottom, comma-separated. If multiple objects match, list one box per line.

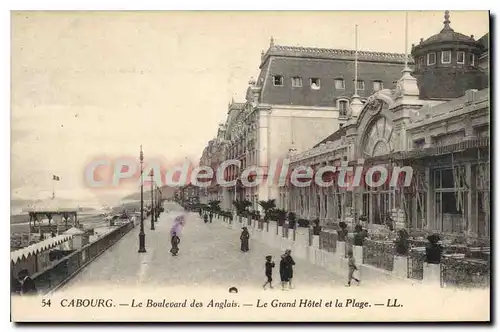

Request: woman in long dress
left=240, top=227, right=250, bottom=252
left=170, top=232, right=180, bottom=256
left=279, top=250, right=296, bottom=290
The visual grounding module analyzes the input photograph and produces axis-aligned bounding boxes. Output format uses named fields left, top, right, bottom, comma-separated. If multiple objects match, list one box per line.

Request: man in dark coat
left=18, top=269, right=37, bottom=295
left=170, top=232, right=181, bottom=256
left=240, top=227, right=250, bottom=252
left=11, top=272, right=21, bottom=295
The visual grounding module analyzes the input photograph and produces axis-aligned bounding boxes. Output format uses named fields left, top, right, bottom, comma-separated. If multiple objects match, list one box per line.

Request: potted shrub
left=354, top=224, right=368, bottom=246
left=287, top=212, right=296, bottom=229
left=276, top=209, right=287, bottom=227
left=312, top=218, right=322, bottom=235
left=297, top=219, right=309, bottom=228
left=425, top=234, right=443, bottom=264
left=337, top=221, right=348, bottom=242
left=394, top=229, right=409, bottom=255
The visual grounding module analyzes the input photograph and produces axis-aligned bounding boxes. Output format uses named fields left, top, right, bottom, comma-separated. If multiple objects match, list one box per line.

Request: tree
left=258, top=199, right=276, bottom=222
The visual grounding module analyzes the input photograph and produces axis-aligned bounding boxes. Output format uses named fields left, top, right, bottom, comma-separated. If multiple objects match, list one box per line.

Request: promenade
left=63, top=202, right=341, bottom=291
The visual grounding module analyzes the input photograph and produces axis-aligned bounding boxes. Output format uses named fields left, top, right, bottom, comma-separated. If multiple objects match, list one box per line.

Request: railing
left=32, top=222, right=135, bottom=294
left=362, top=239, right=395, bottom=272
left=407, top=250, right=425, bottom=280
left=319, top=231, right=337, bottom=253
left=440, top=256, right=490, bottom=288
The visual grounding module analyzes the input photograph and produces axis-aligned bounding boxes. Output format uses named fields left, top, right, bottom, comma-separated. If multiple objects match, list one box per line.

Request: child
left=347, top=251, right=361, bottom=286
left=262, top=255, right=275, bottom=289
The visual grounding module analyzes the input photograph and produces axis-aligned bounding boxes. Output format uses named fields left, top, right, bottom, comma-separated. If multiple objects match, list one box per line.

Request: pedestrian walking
left=170, top=232, right=181, bottom=256
left=279, top=250, right=295, bottom=290
left=17, top=269, right=37, bottom=295
left=346, top=251, right=361, bottom=286
left=209, top=213, right=213, bottom=223
left=262, top=255, right=275, bottom=289
left=240, top=227, right=250, bottom=252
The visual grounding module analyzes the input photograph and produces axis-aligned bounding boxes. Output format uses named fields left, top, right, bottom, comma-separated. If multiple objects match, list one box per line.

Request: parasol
left=170, top=214, right=186, bottom=236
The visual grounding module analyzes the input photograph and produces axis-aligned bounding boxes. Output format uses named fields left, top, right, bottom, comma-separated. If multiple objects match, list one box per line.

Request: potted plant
left=258, top=199, right=276, bottom=224
left=337, top=221, right=348, bottom=242
left=425, top=234, right=443, bottom=264
left=312, top=218, right=321, bottom=235
left=354, top=224, right=368, bottom=246
left=394, top=229, right=409, bottom=255
left=287, top=212, right=296, bottom=229
left=297, top=219, right=309, bottom=228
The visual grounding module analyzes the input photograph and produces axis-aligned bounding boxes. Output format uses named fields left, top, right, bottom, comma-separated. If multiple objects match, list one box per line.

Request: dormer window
left=273, top=75, right=284, bottom=86
left=335, top=78, right=345, bottom=89
left=338, top=100, right=348, bottom=117
left=457, top=51, right=465, bottom=64
left=469, top=53, right=475, bottom=66
left=310, top=78, right=320, bottom=90
left=427, top=53, right=436, bottom=65
left=291, top=77, right=302, bottom=87
left=355, top=80, right=365, bottom=90
left=441, top=51, right=451, bottom=64
left=373, top=80, right=383, bottom=91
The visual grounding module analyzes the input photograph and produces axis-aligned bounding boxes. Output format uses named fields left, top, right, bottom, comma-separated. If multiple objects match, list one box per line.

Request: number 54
left=41, top=299, right=52, bottom=307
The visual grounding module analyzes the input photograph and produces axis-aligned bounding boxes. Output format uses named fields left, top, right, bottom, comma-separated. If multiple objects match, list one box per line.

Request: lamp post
left=233, top=176, right=238, bottom=223
left=150, top=170, right=155, bottom=230
left=138, top=145, right=146, bottom=253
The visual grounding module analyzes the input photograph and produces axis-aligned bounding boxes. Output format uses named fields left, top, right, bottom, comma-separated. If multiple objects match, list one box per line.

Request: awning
left=10, top=234, right=73, bottom=263
left=350, top=137, right=489, bottom=166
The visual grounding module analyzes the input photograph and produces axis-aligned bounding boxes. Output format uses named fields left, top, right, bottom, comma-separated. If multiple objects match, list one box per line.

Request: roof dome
left=415, top=11, right=479, bottom=49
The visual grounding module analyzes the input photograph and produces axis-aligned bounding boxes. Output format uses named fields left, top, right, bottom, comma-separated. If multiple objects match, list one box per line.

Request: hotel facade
left=286, top=13, right=489, bottom=239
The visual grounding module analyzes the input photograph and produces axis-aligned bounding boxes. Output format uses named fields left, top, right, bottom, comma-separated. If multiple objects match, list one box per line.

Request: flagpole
left=403, top=11, right=411, bottom=73
left=354, top=24, right=359, bottom=97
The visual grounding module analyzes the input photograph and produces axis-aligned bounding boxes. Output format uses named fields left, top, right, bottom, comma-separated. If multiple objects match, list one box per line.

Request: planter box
left=423, top=263, right=441, bottom=287
left=393, top=255, right=408, bottom=279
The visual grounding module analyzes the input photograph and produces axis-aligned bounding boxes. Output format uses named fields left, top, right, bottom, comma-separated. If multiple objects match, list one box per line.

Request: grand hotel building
left=200, top=12, right=489, bottom=239
left=285, top=12, right=489, bottom=238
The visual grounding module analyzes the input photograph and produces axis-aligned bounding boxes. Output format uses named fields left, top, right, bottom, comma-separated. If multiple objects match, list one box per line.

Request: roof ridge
left=273, top=44, right=409, bottom=57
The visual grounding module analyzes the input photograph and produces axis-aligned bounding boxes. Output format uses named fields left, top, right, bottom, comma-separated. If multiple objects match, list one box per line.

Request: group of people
left=262, top=249, right=296, bottom=290
left=11, top=269, right=37, bottom=295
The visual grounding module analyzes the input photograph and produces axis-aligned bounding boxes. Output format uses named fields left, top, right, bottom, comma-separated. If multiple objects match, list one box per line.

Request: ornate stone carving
left=364, top=97, right=384, bottom=117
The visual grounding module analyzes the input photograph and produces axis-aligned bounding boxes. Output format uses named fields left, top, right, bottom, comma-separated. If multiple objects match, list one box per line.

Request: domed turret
left=411, top=11, right=488, bottom=99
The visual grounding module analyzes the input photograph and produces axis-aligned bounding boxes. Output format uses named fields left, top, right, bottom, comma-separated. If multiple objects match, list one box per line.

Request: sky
left=10, top=10, right=489, bottom=202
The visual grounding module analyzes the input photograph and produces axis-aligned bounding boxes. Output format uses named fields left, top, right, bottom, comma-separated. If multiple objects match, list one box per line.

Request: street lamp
left=138, top=145, right=146, bottom=253
left=150, top=169, right=155, bottom=230
left=233, top=176, right=239, bottom=224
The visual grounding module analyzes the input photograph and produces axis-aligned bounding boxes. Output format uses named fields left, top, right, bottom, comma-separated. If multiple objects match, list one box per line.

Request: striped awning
left=10, top=234, right=73, bottom=263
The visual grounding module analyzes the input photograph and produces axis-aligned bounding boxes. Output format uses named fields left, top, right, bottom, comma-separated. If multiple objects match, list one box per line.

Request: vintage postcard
left=10, top=10, right=490, bottom=322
